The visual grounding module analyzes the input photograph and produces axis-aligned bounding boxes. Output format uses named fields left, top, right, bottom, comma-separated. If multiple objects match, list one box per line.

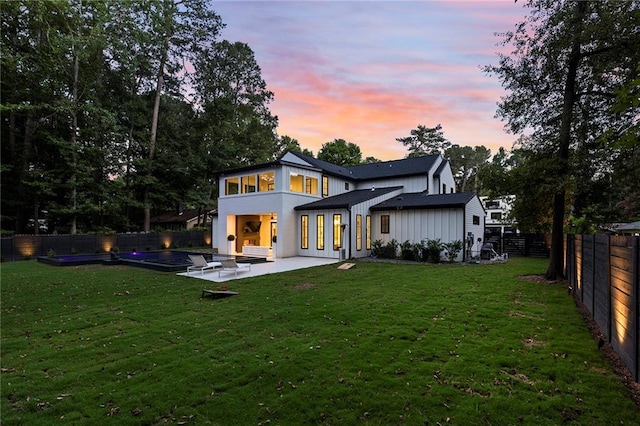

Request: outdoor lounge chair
left=187, top=254, right=219, bottom=275
left=218, top=259, right=251, bottom=277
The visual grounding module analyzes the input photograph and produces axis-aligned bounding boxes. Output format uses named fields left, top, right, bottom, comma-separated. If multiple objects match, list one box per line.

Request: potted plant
left=227, top=235, right=235, bottom=254
left=271, top=235, right=277, bottom=260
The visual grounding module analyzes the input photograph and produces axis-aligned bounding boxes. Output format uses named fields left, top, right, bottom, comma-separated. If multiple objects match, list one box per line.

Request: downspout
left=347, top=207, right=352, bottom=259
left=463, top=204, right=467, bottom=262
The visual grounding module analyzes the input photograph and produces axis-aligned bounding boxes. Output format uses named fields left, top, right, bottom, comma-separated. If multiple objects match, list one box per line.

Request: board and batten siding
left=296, top=208, right=348, bottom=259
left=372, top=208, right=464, bottom=246
left=355, top=176, right=426, bottom=193
left=464, top=196, right=486, bottom=254
left=349, top=188, right=405, bottom=258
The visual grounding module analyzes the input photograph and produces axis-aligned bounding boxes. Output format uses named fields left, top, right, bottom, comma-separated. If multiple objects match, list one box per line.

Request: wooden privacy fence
left=1, top=231, right=211, bottom=262
left=566, top=234, right=640, bottom=381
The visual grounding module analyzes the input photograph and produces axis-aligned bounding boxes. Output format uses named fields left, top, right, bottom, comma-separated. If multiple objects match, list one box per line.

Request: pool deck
left=178, top=257, right=341, bottom=282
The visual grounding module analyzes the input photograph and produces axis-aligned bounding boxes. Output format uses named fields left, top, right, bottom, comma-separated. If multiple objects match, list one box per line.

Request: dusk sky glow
left=213, top=1, right=530, bottom=160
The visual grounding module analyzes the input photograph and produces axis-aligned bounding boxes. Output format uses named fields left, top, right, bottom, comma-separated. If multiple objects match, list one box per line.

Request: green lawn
left=1, top=257, right=638, bottom=425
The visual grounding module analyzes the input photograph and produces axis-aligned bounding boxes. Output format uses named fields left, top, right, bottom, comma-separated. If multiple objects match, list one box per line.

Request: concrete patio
left=178, top=257, right=341, bottom=282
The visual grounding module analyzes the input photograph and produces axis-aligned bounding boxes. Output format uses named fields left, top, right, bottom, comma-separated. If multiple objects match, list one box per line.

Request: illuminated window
left=301, top=215, right=309, bottom=249
left=305, top=177, right=318, bottom=195
left=258, top=172, right=275, bottom=191
left=225, top=177, right=239, bottom=195
left=322, top=176, right=328, bottom=196
left=366, top=215, right=371, bottom=249
left=290, top=173, right=304, bottom=192
left=317, top=215, right=324, bottom=250
left=242, top=175, right=256, bottom=193
left=356, top=215, right=362, bottom=251
left=333, top=214, right=342, bottom=250
left=381, top=215, right=390, bottom=234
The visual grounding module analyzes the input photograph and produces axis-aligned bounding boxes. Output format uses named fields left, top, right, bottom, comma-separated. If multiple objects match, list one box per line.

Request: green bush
left=444, top=240, right=464, bottom=263
left=371, top=239, right=385, bottom=257
left=424, top=238, right=444, bottom=263
left=383, top=239, right=399, bottom=259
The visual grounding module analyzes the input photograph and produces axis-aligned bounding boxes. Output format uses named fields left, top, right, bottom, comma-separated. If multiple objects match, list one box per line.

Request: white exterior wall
left=372, top=209, right=464, bottom=245
left=464, top=196, right=486, bottom=257
left=296, top=208, right=347, bottom=259
left=438, top=167, right=456, bottom=194
left=295, top=188, right=405, bottom=259
left=218, top=164, right=325, bottom=258
left=354, top=176, right=424, bottom=192
left=324, top=176, right=355, bottom=198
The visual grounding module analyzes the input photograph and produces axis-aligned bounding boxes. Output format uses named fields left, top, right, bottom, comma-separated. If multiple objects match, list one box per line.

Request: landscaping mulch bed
left=520, top=274, right=640, bottom=408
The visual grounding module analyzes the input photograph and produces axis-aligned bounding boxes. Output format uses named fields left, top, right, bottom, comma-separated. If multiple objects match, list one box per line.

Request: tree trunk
left=545, top=2, right=586, bottom=280
left=70, top=51, right=80, bottom=235
left=144, top=53, right=166, bottom=232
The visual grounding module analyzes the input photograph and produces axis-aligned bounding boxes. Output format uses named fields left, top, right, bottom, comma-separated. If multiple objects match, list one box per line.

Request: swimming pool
left=37, top=251, right=267, bottom=272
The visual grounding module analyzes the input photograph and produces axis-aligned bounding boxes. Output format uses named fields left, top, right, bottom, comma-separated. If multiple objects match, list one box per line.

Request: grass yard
left=1, top=257, right=639, bottom=425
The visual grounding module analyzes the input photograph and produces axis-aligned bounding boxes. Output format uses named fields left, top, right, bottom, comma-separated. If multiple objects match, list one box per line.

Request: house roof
left=433, top=159, right=449, bottom=177
left=294, top=186, right=404, bottom=211
left=370, top=192, right=478, bottom=211
left=616, top=221, right=640, bottom=232
left=292, top=152, right=441, bottom=181
left=284, top=152, right=355, bottom=179
left=221, top=151, right=442, bottom=182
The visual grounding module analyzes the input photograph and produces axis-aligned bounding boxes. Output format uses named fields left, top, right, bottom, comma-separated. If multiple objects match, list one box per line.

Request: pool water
left=37, top=251, right=266, bottom=272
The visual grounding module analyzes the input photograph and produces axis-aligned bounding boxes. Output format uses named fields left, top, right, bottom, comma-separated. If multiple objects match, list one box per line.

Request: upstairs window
left=305, top=177, right=318, bottom=195
left=322, top=176, right=329, bottom=196
left=225, top=177, right=239, bottom=195
left=242, top=175, right=256, bottom=193
left=259, top=172, right=275, bottom=191
left=290, top=173, right=304, bottom=192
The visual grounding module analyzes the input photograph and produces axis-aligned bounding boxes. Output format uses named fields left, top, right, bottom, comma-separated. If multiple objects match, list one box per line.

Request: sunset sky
left=213, top=1, right=530, bottom=160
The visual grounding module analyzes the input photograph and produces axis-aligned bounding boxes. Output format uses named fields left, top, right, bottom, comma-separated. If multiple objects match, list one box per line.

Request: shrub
left=383, top=239, right=399, bottom=259
left=443, top=240, right=464, bottom=263
left=424, top=239, right=444, bottom=263
left=371, top=239, right=384, bottom=257
left=400, top=240, right=422, bottom=261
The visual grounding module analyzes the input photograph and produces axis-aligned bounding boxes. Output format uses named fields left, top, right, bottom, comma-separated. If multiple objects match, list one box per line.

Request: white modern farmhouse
left=216, top=151, right=485, bottom=261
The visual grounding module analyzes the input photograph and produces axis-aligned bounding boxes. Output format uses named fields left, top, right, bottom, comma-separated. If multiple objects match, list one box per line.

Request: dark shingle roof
left=285, top=151, right=440, bottom=181
left=284, top=152, right=356, bottom=179
left=346, top=155, right=440, bottom=180
left=294, top=186, right=403, bottom=211
left=218, top=151, right=442, bottom=182
left=370, top=192, right=478, bottom=211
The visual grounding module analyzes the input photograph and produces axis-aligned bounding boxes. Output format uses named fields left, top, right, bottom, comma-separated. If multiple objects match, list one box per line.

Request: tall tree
left=396, top=124, right=451, bottom=157
left=446, top=145, right=491, bottom=193
left=317, top=139, right=362, bottom=166
left=193, top=40, right=278, bottom=177
left=485, top=0, right=640, bottom=279
left=138, top=0, right=222, bottom=231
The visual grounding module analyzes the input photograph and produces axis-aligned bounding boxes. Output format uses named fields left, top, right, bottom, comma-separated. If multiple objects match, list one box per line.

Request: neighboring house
left=480, top=196, right=518, bottom=236
left=150, top=208, right=214, bottom=231
left=615, top=221, right=640, bottom=236
left=216, top=151, right=485, bottom=261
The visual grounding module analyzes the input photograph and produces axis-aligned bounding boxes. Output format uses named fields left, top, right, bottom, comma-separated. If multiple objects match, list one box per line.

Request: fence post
left=634, top=236, right=639, bottom=382
left=606, top=235, right=612, bottom=343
